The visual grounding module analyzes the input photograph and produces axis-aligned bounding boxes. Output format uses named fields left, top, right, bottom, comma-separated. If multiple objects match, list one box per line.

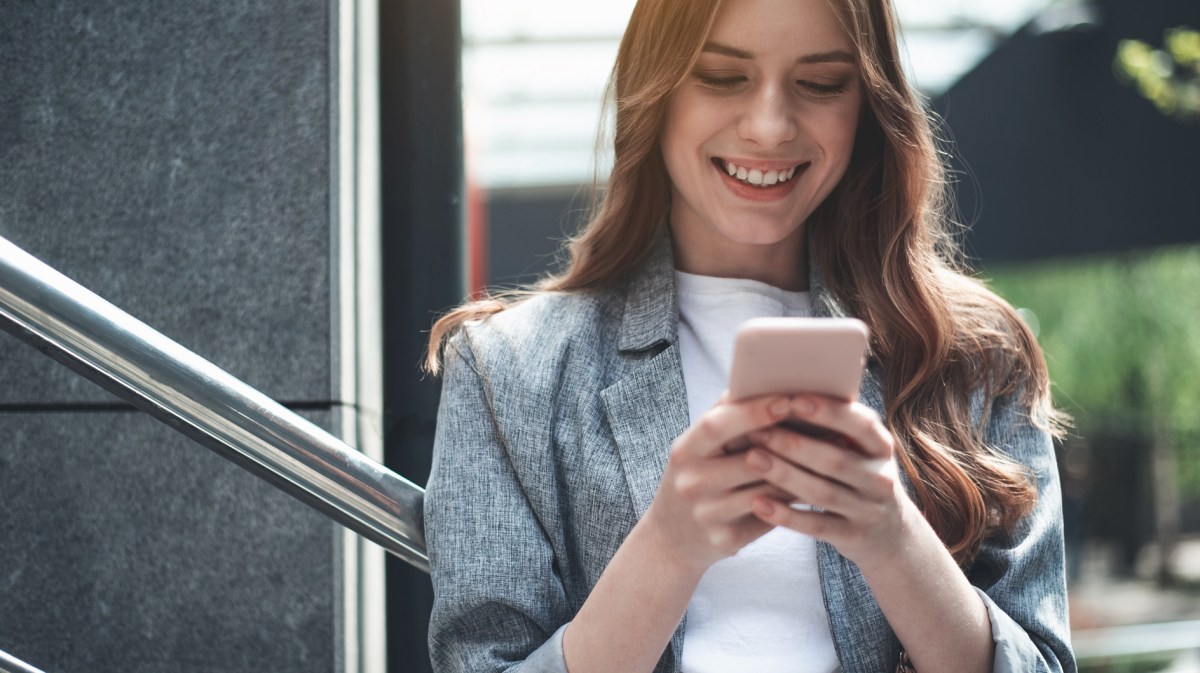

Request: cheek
left=820, top=109, right=862, bottom=170
left=660, top=102, right=690, bottom=175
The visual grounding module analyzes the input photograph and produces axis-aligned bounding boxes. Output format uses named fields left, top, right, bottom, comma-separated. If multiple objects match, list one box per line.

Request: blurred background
left=1, top=0, right=1197, bottom=672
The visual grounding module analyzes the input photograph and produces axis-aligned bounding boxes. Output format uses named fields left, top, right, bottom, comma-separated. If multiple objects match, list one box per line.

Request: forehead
left=705, top=0, right=855, bottom=55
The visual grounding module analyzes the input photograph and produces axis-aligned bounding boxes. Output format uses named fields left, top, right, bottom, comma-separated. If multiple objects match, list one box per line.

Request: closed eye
left=694, top=72, right=746, bottom=90
left=799, top=80, right=851, bottom=96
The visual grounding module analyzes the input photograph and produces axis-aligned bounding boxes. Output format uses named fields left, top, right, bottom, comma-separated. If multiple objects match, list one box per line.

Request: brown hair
left=428, top=0, right=1064, bottom=565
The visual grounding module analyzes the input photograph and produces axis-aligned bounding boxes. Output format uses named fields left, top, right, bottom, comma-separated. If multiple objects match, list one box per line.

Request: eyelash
left=693, top=72, right=850, bottom=96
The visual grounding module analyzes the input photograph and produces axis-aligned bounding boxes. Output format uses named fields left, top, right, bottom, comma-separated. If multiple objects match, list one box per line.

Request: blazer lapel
left=600, top=234, right=689, bottom=521
left=602, top=343, right=690, bottom=520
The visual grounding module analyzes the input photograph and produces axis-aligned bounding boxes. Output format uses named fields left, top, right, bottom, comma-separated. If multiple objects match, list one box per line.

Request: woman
left=423, top=0, right=1075, bottom=671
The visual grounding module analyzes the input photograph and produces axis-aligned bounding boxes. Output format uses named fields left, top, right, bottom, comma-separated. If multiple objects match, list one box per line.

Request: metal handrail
left=0, top=234, right=428, bottom=572
left=0, top=648, right=47, bottom=673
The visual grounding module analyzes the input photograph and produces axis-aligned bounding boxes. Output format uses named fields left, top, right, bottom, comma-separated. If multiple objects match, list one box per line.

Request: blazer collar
left=617, top=232, right=679, bottom=353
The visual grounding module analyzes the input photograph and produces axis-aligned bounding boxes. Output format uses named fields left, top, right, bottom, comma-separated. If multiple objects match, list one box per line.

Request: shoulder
left=446, top=284, right=626, bottom=387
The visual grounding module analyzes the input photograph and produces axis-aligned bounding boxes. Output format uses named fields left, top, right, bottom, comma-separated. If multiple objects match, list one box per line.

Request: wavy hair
left=428, top=0, right=1064, bottom=565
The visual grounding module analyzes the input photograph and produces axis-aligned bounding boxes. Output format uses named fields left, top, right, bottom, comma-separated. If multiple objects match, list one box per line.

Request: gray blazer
left=425, top=239, right=1075, bottom=673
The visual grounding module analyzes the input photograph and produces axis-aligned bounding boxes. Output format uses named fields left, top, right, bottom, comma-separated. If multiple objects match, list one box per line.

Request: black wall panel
left=0, top=2, right=342, bottom=672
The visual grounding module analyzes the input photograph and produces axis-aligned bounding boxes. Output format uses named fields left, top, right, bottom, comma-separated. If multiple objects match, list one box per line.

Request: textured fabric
left=424, top=235, right=1076, bottom=673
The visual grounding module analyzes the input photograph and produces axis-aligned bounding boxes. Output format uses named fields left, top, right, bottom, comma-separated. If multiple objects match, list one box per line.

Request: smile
left=713, top=158, right=805, bottom=188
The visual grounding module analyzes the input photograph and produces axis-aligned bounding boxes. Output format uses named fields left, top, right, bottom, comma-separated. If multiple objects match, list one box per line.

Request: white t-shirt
left=675, top=270, right=841, bottom=673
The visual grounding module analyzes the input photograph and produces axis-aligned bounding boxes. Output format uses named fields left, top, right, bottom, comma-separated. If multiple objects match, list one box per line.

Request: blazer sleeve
left=424, top=332, right=573, bottom=673
left=970, top=392, right=1077, bottom=673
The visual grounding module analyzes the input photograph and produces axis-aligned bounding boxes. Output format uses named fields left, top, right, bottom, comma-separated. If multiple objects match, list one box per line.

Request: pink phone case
left=728, top=317, right=869, bottom=403
left=726, top=318, right=869, bottom=451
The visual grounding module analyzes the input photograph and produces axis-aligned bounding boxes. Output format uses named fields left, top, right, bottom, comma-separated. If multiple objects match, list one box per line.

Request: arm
left=967, top=393, right=1075, bottom=672
left=425, top=336, right=572, bottom=672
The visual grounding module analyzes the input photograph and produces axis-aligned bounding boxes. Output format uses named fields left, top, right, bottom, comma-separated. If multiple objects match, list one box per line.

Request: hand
left=742, top=395, right=915, bottom=568
left=640, top=394, right=797, bottom=575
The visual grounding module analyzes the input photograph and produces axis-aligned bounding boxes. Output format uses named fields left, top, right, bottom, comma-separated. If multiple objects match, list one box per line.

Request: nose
left=737, top=84, right=798, bottom=147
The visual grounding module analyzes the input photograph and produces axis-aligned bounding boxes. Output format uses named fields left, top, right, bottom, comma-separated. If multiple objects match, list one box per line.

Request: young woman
left=423, top=0, right=1075, bottom=671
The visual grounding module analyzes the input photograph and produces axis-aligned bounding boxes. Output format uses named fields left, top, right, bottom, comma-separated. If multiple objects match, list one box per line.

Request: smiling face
left=661, top=0, right=863, bottom=289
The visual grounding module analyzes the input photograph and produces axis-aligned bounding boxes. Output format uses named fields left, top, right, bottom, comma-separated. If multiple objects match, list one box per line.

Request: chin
left=719, top=219, right=804, bottom=247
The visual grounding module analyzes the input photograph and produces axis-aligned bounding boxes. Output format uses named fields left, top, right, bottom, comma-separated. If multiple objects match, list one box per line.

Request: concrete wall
left=0, top=2, right=345, bottom=671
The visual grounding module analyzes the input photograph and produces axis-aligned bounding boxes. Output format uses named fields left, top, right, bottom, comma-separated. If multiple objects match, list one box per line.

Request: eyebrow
left=701, top=41, right=856, bottom=65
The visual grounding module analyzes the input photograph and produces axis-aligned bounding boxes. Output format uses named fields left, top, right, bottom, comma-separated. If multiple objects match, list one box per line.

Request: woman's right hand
left=640, top=394, right=796, bottom=575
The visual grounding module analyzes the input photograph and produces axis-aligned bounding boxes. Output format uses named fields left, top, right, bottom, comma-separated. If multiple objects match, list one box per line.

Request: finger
left=675, top=395, right=793, bottom=458
left=752, top=428, right=896, bottom=500
left=789, top=396, right=894, bottom=459
left=699, top=513, right=776, bottom=558
left=744, top=448, right=869, bottom=518
left=670, top=452, right=773, bottom=502
left=751, top=496, right=851, bottom=541
left=694, top=481, right=791, bottom=525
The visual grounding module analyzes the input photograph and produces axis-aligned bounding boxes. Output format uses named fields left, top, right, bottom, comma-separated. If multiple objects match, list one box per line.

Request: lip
left=713, top=158, right=809, bottom=202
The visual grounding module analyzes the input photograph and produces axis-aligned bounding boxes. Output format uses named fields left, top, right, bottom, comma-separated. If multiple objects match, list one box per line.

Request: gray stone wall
left=0, top=2, right=343, bottom=671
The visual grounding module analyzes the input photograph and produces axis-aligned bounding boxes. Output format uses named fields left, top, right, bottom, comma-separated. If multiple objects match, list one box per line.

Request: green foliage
left=986, top=246, right=1200, bottom=495
left=1115, top=26, right=1200, bottom=121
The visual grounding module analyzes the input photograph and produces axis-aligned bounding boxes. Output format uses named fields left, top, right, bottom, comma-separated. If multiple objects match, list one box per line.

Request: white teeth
left=721, top=160, right=798, bottom=188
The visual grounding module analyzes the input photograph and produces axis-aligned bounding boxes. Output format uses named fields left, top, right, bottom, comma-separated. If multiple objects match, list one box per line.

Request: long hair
left=428, top=0, right=1064, bottom=565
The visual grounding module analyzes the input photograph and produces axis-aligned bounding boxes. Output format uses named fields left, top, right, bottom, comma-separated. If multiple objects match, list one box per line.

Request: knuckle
left=707, top=529, right=731, bottom=552
left=858, top=415, right=877, bottom=435
left=696, top=416, right=722, bottom=443
left=880, top=431, right=896, bottom=454
left=827, top=451, right=848, bottom=473
left=753, top=405, right=776, bottom=429
left=874, top=472, right=897, bottom=495
left=675, top=473, right=702, bottom=500
left=874, top=420, right=893, bottom=443
left=779, top=432, right=802, bottom=457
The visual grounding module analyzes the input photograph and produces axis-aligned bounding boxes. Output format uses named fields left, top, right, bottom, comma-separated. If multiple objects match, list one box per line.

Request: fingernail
left=794, top=397, right=816, bottom=416
left=747, top=451, right=772, bottom=472
left=770, top=398, right=789, bottom=416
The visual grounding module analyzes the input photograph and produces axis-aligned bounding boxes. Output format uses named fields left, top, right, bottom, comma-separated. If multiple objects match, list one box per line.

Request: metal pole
left=0, top=235, right=428, bottom=572
left=0, top=648, right=48, bottom=673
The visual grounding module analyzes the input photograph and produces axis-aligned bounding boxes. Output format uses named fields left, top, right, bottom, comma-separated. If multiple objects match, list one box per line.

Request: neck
left=669, top=226, right=809, bottom=292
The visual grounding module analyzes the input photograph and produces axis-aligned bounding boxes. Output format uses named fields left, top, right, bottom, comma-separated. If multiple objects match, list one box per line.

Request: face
left=660, top=0, right=863, bottom=280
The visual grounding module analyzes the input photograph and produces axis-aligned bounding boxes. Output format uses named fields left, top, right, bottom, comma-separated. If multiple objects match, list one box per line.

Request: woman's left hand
left=743, top=395, right=917, bottom=568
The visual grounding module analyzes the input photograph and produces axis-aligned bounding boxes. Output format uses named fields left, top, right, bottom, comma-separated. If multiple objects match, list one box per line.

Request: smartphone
left=726, top=317, right=869, bottom=449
